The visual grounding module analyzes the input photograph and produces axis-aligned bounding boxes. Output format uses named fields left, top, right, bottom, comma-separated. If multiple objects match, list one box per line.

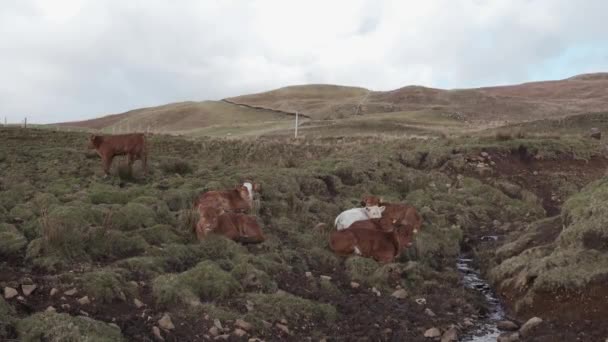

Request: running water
left=457, top=251, right=505, bottom=342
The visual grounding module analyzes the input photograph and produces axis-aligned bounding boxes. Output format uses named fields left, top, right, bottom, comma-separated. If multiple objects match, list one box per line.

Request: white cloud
left=0, top=0, right=607, bottom=123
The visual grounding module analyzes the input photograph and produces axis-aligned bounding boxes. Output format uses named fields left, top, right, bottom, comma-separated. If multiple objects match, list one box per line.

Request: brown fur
left=380, top=203, right=423, bottom=234
left=195, top=185, right=253, bottom=214
left=88, top=133, right=147, bottom=176
left=329, top=227, right=404, bottom=263
left=194, top=206, right=265, bottom=243
left=361, top=195, right=384, bottom=207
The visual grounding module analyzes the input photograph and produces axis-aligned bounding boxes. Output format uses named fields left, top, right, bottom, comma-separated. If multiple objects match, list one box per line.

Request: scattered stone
left=158, top=313, right=175, bottom=330
left=320, top=275, right=332, bottom=281
left=276, top=323, right=290, bottom=334
left=246, top=300, right=254, bottom=312
left=109, top=323, right=120, bottom=331
left=305, top=272, right=312, bottom=278
left=79, top=310, right=89, bottom=316
left=235, top=319, right=253, bottom=331
left=64, top=288, right=77, bottom=296
left=129, top=281, right=139, bottom=287
left=22, top=284, right=37, bottom=296
left=215, top=335, right=230, bottom=341
left=463, top=318, right=474, bottom=326
left=152, top=326, right=164, bottom=341
left=17, top=296, right=25, bottom=301
left=50, top=288, right=59, bottom=297
left=391, top=289, right=408, bottom=299
left=45, top=306, right=56, bottom=312
left=519, top=317, right=542, bottom=337
left=248, top=339, right=264, bottom=342
left=441, top=327, right=458, bottom=342
left=497, top=320, right=519, bottom=331
left=424, top=308, right=436, bottom=317
left=590, top=127, right=602, bottom=140
left=61, top=304, right=71, bottom=310
left=424, top=327, right=441, bottom=338
left=4, top=287, right=18, bottom=299
left=533, top=171, right=538, bottom=176
left=280, top=319, right=288, bottom=325
left=415, top=298, right=427, bottom=305
left=493, top=219, right=501, bottom=227
left=77, top=296, right=91, bottom=305
left=214, top=319, right=224, bottom=330
left=209, top=327, right=220, bottom=336
left=134, top=298, right=144, bottom=308
left=371, top=287, right=381, bottom=296
left=261, top=321, right=272, bottom=329
left=497, top=332, right=520, bottom=342
left=383, top=328, right=392, bottom=335
left=480, top=152, right=489, bottom=158
left=234, top=328, right=247, bottom=337
left=350, top=282, right=360, bottom=289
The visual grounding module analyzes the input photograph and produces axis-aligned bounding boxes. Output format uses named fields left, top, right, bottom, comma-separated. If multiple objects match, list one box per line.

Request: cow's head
left=237, top=184, right=253, bottom=203
left=198, top=206, right=224, bottom=233
left=364, top=205, right=385, bottom=219
left=88, top=134, right=103, bottom=149
left=361, top=195, right=383, bottom=207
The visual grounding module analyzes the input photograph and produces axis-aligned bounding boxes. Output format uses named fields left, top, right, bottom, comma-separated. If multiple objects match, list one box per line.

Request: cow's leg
left=102, top=155, right=112, bottom=177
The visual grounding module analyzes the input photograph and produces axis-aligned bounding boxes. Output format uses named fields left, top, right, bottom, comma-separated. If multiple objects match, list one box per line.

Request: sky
left=1, top=0, right=607, bottom=124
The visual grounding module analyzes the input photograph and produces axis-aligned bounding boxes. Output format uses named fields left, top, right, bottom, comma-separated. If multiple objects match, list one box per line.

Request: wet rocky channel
left=457, top=250, right=505, bottom=342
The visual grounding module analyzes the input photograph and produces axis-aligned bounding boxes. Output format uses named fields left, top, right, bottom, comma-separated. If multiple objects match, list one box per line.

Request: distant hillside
left=56, top=72, right=608, bottom=135
left=226, top=73, right=608, bottom=122
left=56, top=101, right=292, bottom=133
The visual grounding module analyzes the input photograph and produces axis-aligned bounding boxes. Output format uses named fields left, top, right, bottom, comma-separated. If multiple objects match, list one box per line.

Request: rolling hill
left=56, top=72, right=608, bottom=136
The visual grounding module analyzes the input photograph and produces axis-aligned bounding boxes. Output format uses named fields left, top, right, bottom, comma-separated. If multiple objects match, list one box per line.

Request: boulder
left=519, top=317, right=542, bottom=337
left=424, top=327, right=441, bottom=338
left=441, top=327, right=458, bottom=342
left=152, top=326, right=164, bottom=341
left=3, top=287, right=18, bottom=299
left=424, top=308, right=436, bottom=317
left=391, top=289, right=408, bottom=299
left=497, top=320, right=519, bottom=331
left=235, top=319, right=253, bottom=331
left=158, top=313, right=175, bottom=330
left=497, top=332, right=520, bottom=342
left=77, top=296, right=91, bottom=305
left=22, top=284, right=37, bottom=296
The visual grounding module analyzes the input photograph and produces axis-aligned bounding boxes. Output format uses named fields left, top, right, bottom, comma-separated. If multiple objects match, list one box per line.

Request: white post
left=24, top=117, right=27, bottom=129
left=294, top=111, right=299, bottom=138
left=4, top=117, right=6, bottom=126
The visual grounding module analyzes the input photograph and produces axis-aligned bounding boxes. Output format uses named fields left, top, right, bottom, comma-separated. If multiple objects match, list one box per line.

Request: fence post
left=294, top=111, right=299, bottom=138
left=24, top=117, right=27, bottom=129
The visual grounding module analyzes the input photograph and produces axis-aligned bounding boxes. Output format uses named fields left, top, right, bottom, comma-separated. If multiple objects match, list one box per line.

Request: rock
left=424, top=308, right=436, bottom=317
left=61, top=304, right=71, bottom=310
left=497, top=320, right=519, bottom=331
left=215, top=335, right=230, bottom=341
left=79, top=310, right=89, bottom=316
left=441, top=327, right=458, bottom=342
left=45, top=306, right=56, bottom=312
left=261, top=321, right=272, bottom=329
left=64, top=288, right=78, bottom=296
left=77, top=296, right=91, bottom=305
left=22, top=284, right=37, bottom=296
left=371, top=287, right=381, bottom=296
left=305, top=272, right=313, bottom=278
left=415, top=298, right=427, bottom=305
left=246, top=300, right=254, bottom=312
left=17, top=296, right=25, bottom=301
left=480, top=152, right=489, bottom=158
left=134, top=298, right=144, bottom=308
left=152, top=326, right=164, bottom=341
left=50, top=288, right=59, bottom=297
left=4, top=287, right=18, bottom=299
left=350, top=282, right=360, bottom=289
left=234, top=328, right=247, bottom=337
left=209, top=326, right=220, bottom=336
left=424, top=327, right=441, bottom=338
left=214, top=319, right=223, bottom=330
left=497, top=332, right=520, bottom=342
left=280, top=319, right=288, bottom=325
left=532, top=171, right=538, bottom=176
left=590, top=128, right=601, bottom=140
left=320, top=275, right=332, bottom=281
left=519, top=317, right=542, bottom=337
left=463, top=318, right=474, bottom=326
left=391, top=289, right=408, bottom=299
left=158, top=313, right=175, bottom=330
left=276, top=323, right=289, bottom=334
left=109, top=323, right=120, bottom=331
left=235, top=319, right=253, bottom=331
left=129, top=281, right=139, bottom=287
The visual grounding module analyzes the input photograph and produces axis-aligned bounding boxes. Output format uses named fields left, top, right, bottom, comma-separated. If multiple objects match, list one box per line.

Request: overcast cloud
left=1, top=0, right=607, bottom=124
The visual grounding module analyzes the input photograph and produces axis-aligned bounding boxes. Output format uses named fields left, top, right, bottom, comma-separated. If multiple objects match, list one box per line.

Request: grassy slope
left=2, top=126, right=608, bottom=340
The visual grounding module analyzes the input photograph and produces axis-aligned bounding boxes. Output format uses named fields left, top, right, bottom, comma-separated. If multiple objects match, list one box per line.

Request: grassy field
left=1, top=123, right=608, bottom=341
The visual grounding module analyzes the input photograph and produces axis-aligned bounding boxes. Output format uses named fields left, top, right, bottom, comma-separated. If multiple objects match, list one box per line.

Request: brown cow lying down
left=195, top=206, right=265, bottom=243
left=195, top=181, right=259, bottom=213
left=329, top=225, right=412, bottom=263
left=360, top=197, right=422, bottom=235
left=88, top=133, right=147, bottom=176
left=361, top=195, right=383, bottom=207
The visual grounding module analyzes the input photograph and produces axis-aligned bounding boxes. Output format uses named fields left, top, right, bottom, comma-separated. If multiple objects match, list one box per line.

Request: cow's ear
left=380, top=206, right=386, bottom=212
left=253, top=183, right=261, bottom=192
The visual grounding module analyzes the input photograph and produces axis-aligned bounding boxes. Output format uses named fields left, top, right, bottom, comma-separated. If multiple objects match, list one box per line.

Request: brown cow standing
left=329, top=226, right=406, bottom=263
left=381, top=203, right=423, bottom=235
left=194, top=206, right=265, bottom=243
left=88, top=133, right=147, bottom=176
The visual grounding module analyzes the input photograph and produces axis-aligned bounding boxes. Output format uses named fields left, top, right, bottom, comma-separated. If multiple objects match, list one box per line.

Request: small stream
left=457, top=250, right=505, bottom=342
